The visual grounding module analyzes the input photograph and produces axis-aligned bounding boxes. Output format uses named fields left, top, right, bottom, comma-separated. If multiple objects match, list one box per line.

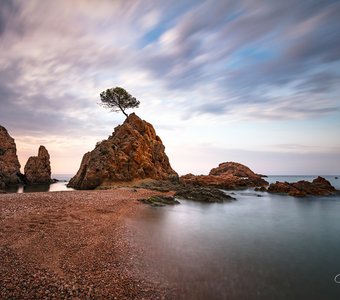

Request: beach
left=0, top=189, right=173, bottom=299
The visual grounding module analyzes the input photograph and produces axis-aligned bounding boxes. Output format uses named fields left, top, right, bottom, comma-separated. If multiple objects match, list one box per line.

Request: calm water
left=128, top=176, right=340, bottom=300
left=4, top=174, right=74, bottom=193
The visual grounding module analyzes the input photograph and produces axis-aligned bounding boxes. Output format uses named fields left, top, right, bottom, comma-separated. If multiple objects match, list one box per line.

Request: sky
left=0, top=0, right=340, bottom=176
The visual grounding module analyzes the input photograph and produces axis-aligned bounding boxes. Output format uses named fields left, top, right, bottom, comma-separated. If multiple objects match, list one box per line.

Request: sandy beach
left=0, top=189, right=173, bottom=299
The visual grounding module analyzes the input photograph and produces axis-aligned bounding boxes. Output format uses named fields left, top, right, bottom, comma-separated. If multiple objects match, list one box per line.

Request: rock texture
left=175, top=187, right=236, bottom=203
left=267, top=176, right=337, bottom=197
left=180, top=162, right=268, bottom=189
left=0, top=125, right=21, bottom=187
left=68, top=113, right=178, bottom=190
left=24, top=146, right=51, bottom=184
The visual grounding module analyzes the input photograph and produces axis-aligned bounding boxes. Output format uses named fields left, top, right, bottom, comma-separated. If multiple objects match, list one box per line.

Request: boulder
left=68, top=113, right=178, bottom=190
left=180, top=162, right=268, bottom=189
left=24, top=146, right=52, bottom=184
left=0, top=125, right=21, bottom=187
left=267, top=176, right=336, bottom=197
left=139, top=195, right=180, bottom=207
left=175, top=187, right=236, bottom=203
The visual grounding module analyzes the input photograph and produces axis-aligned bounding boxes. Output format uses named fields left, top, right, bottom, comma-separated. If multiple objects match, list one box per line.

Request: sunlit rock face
left=68, top=113, right=178, bottom=190
left=24, top=146, right=52, bottom=184
left=0, top=125, right=21, bottom=187
left=180, top=162, right=268, bottom=189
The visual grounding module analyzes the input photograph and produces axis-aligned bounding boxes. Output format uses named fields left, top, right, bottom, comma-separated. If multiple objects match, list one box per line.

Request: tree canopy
left=99, top=87, right=140, bottom=117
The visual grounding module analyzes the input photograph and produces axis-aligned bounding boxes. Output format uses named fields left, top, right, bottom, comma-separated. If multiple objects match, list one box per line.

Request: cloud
left=0, top=0, right=18, bottom=35
left=136, top=0, right=340, bottom=119
left=1, top=0, right=339, bottom=130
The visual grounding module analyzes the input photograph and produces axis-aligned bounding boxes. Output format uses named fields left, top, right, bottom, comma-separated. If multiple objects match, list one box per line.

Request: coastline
left=0, top=189, right=174, bottom=299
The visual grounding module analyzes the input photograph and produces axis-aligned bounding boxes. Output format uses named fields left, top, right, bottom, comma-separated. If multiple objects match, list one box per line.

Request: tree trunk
left=121, top=109, right=128, bottom=118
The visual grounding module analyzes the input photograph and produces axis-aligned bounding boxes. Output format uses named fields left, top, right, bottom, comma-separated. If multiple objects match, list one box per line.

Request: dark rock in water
left=68, top=113, right=178, bottom=190
left=180, top=162, right=268, bottom=190
left=255, top=186, right=267, bottom=192
left=24, top=146, right=52, bottom=184
left=175, top=187, right=236, bottom=203
left=139, top=195, right=180, bottom=207
left=133, top=179, right=180, bottom=192
left=335, top=177, right=338, bottom=179
left=267, top=176, right=336, bottom=197
left=0, top=125, right=22, bottom=187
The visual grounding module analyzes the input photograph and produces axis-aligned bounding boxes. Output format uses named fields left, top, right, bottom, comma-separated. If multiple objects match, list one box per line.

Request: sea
left=127, top=175, right=340, bottom=300
left=3, top=175, right=340, bottom=299
left=3, top=174, right=74, bottom=193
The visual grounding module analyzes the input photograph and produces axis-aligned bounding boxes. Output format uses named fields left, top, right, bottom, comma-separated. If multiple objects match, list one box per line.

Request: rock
left=138, top=195, right=180, bottom=207
left=0, top=125, right=22, bottom=187
left=267, top=176, right=336, bottom=197
left=133, top=179, right=181, bottom=192
left=68, top=113, right=178, bottom=190
left=175, top=187, right=236, bottom=203
left=255, top=186, right=267, bottom=192
left=267, top=181, right=306, bottom=197
left=180, top=162, right=268, bottom=189
left=24, top=146, right=52, bottom=184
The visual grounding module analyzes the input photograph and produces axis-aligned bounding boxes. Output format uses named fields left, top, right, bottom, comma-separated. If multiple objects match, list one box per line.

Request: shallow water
left=3, top=174, right=74, bottom=193
left=128, top=176, right=340, bottom=300
left=4, top=181, right=74, bottom=193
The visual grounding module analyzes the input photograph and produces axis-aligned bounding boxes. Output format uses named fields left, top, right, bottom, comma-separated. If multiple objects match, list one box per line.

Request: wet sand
left=0, top=189, right=173, bottom=299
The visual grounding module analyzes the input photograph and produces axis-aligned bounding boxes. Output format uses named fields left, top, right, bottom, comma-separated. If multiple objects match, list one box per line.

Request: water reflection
left=4, top=182, right=73, bottom=193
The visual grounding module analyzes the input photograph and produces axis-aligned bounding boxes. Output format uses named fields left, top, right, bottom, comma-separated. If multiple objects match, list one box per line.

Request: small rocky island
left=68, top=113, right=178, bottom=190
left=0, top=125, right=53, bottom=190
left=180, top=161, right=268, bottom=189
left=266, top=176, right=336, bottom=197
left=24, top=145, right=52, bottom=184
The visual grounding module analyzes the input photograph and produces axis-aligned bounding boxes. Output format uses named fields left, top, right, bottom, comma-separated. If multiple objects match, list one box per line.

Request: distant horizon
left=50, top=173, right=340, bottom=178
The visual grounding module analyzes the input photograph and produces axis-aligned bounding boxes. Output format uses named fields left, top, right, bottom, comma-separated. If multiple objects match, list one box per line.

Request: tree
left=99, top=87, right=140, bottom=117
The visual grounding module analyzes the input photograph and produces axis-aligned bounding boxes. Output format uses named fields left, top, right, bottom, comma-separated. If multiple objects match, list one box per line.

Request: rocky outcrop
left=139, top=195, right=180, bottom=207
left=24, top=146, right=51, bottom=184
left=267, top=176, right=336, bottom=197
left=180, top=162, right=268, bottom=189
left=68, top=113, right=178, bottom=190
left=0, top=125, right=21, bottom=187
left=175, top=187, right=236, bottom=203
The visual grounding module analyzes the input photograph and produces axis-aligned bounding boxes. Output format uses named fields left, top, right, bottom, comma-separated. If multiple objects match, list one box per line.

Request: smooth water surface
left=4, top=181, right=74, bottom=193
left=128, top=176, right=340, bottom=300
left=4, top=174, right=74, bottom=193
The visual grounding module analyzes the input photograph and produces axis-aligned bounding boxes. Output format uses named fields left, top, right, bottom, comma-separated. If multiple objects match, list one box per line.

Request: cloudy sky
left=1, top=0, right=340, bottom=176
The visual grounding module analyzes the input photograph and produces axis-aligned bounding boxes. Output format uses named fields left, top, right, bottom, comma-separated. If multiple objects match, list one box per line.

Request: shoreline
left=0, top=189, right=174, bottom=299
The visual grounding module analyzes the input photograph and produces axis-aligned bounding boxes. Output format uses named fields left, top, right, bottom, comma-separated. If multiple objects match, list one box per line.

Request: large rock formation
left=24, top=146, right=51, bottom=184
left=267, top=176, right=337, bottom=197
left=68, top=113, right=178, bottom=190
left=180, top=162, right=268, bottom=189
left=0, top=125, right=21, bottom=187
